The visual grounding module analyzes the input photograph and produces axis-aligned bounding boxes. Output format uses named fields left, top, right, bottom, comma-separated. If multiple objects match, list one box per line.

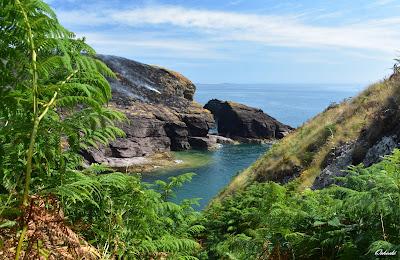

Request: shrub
left=202, top=150, right=400, bottom=259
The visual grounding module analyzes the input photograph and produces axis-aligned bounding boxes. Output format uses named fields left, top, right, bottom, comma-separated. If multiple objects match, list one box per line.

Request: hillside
left=216, top=74, right=400, bottom=200
left=201, top=74, right=400, bottom=258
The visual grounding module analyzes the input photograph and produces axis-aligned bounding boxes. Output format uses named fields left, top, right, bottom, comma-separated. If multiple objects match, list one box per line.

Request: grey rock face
left=83, top=55, right=215, bottom=168
left=312, top=97, right=400, bottom=190
left=82, top=148, right=150, bottom=169
left=182, top=114, right=211, bottom=137
left=313, top=135, right=400, bottom=189
left=162, top=121, right=190, bottom=151
left=110, top=137, right=171, bottom=158
left=188, top=136, right=219, bottom=150
left=120, top=117, right=166, bottom=138
left=363, top=136, right=398, bottom=167
left=312, top=142, right=354, bottom=189
left=97, top=54, right=196, bottom=104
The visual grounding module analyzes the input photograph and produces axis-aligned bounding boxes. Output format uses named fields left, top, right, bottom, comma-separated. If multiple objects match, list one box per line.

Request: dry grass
left=0, top=196, right=99, bottom=260
left=215, top=77, right=400, bottom=201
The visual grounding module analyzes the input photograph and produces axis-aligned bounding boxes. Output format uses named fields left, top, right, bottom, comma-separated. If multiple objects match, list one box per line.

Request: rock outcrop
left=362, top=136, right=398, bottom=166
left=312, top=142, right=355, bottom=189
left=83, top=55, right=216, bottom=170
left=313, top=98, right=400, bottom=189
left=204, top=99, right=293, bottom=141
left=188, top=136, right=219, bottom=150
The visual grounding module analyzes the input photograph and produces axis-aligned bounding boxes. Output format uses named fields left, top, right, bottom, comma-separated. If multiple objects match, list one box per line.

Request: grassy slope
left=215, top=76, right=400, bottom=202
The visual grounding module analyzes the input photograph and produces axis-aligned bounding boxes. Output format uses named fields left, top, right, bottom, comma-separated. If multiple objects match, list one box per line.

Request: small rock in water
left=174, top=160, right=184, bottom=164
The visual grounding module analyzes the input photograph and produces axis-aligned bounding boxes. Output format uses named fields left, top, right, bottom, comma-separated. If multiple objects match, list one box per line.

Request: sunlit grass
left=217, top=77, right=400, bottom=200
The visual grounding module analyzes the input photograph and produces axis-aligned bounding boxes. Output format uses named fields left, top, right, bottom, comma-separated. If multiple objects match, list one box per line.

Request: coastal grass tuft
left=216, top=77, right=400, bottom=200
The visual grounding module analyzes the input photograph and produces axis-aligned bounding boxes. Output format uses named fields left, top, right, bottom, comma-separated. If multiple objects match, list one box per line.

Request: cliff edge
left=216, top=74, right=400, bottom=201
left=83, top=55, right=215, bottom=171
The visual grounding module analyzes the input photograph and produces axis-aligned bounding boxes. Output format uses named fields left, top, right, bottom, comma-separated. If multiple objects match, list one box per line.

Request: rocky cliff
left=204, top=99, right=293, bottom=142
left=312, top=94, right=400, bottom=189
left=216, top=75, right=400, bottom=200
left=83, top=55, right=215, bottom=170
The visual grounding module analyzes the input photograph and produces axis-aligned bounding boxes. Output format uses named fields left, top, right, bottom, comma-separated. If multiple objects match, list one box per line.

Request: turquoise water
left=143, top=83, right=365, bottom=209
left=143, top=144, right=270, bottom=209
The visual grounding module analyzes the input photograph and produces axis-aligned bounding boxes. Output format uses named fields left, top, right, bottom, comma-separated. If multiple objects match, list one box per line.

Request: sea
left=195, top=83, right=365, bottom=127
left=142, top=83, right=365, bottom=209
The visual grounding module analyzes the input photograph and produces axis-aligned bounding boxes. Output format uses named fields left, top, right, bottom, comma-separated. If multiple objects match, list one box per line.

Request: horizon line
left=195, top=82, right=372, bottom=86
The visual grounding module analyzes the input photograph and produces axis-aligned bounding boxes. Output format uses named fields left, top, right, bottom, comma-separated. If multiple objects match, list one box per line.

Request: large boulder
left=204, top=99, right=293, bottom=140
left=83, top=55, right=215, bottom=169
left=188, top=136, right=219, bottom=150
left=182, top=114, right=211, bottom=137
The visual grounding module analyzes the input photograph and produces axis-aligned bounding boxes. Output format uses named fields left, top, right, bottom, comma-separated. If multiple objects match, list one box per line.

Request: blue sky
left=46, top=0, right=400, bottom=84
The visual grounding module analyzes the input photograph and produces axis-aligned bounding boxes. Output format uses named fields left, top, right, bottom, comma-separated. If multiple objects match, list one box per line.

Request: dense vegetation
left=201, top=151, right=400, bottom=259
left=0, top=0, right=201, bottom=258
left=1, top=0, right=399, bottom=259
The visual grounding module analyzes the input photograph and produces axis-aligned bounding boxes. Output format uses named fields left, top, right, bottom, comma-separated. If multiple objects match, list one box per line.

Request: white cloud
left=56, top=5, right=400, bottom=55
left=76, top=32, right=229, bottom=60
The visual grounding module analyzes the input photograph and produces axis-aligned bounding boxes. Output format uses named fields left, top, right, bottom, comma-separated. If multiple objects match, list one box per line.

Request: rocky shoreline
left=83, top=55, right=292, bottom=172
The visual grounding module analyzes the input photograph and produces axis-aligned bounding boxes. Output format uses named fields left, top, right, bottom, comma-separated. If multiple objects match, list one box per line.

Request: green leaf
left=0, top=220, right=17, bottom=228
